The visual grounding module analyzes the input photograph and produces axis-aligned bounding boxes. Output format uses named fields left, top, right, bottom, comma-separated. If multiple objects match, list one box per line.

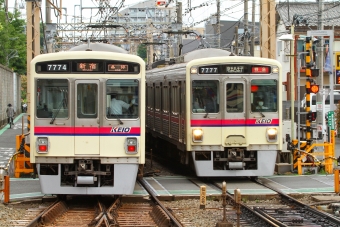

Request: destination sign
left=225, top=65, right=245, bottom=73
left=77, top=62, right=100, bottom=72
left=108, top=64, right=129, bottom=72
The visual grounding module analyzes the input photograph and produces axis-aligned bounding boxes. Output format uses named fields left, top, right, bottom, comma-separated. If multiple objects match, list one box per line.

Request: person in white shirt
left=110, top=94, right=133, bottom=115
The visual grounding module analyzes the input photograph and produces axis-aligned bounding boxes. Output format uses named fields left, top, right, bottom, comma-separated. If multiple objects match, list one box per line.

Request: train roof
left=149, top=48, right=232, bottom=71
left=181, top=48, right=231, bottom=62
left=69, top=43, right=128, bottom=53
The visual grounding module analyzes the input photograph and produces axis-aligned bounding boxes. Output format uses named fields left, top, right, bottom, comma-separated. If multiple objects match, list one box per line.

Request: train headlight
left=36, top=137, right=49, bottom=153
left=192, top=129, right=203, bottom=142
left=190, top=67, right=198, bottom=74
left=125, top=137, right=138, bottom=154
left=266, top=128, right=277, bottom=142
left=272, top=67, right=279, bottom=74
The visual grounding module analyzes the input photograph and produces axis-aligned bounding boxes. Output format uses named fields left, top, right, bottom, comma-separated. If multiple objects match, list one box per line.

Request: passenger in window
left=193, top=90, right=203, bottom=110
left=203, top=88, right=216, bottom=112
left=110, top=93, right=134, bottom=115
left=255, top=98, right=268, bottom=110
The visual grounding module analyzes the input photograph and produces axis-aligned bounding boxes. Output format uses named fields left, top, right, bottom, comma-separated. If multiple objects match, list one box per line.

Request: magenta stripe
left=35, top=126, right=141, bottom=134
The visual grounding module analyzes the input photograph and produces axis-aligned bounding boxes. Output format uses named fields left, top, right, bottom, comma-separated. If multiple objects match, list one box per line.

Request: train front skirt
left=37, top=163, right=138, bottom=195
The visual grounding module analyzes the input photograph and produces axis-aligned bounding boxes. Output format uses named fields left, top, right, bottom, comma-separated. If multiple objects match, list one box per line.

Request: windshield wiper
left=50, top=98, right=65, bottom=124
left=259, top=111, right=265, bottom=117
left=204, top=111, right=209, bottom=118
left=112, top=113, right=123, bottom=125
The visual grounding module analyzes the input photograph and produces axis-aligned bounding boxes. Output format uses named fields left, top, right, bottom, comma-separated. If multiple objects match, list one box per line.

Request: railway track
left=10, top=179, right=179, bottom=227
left=212, top=179, right=340, bottom=227
left=13, top=196, right=167, bottom=227
left=7, top=154, right=340, bottom=227
left=253, top=178, right=340, bottom=227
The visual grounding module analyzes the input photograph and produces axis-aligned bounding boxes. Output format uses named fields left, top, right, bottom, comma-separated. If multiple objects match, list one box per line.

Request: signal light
left=307, top=111, right=317, bottom=121
left=308, top=84, right=319, bottom=93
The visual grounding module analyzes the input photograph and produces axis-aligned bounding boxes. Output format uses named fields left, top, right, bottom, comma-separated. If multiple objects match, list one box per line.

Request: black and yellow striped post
left=305, top=36, right=313, bottom=145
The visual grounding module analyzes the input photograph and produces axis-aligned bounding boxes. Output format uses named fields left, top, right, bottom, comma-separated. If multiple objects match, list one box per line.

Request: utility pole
left=216, top=0, right=220, bottom=49
left=46, top=0, right=53, bottom=53
left=251, top=0, right=255, bottom=56
left=146, top=19, right=153, bottom=69
left=26, top=1, right=41, bottom=113
left=243, top=0, right=249, bottom=55
left=234, top=26, right=239, bottom=55
left=177, top=0, right=182, bottom=56
left=316, top=0, right=324, bottom=139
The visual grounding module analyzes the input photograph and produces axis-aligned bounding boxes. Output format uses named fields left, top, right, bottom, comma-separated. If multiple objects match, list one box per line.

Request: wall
left=0, top=65, right=21, bottom=128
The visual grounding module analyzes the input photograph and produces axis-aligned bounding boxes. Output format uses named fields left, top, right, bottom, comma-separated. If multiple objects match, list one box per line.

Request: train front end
left=187, top=57, right=282, bottom=177
left=29, top=51, right=145, bottom=195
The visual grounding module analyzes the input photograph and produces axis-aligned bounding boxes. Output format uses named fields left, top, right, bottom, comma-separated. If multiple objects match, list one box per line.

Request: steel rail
left=138, top=178, right=184, bottom=227
left=26, top=199, right=60, bottom=227
left=212, top=182, right=282, bottom=227
left=255, top=178, right=340, bottom=226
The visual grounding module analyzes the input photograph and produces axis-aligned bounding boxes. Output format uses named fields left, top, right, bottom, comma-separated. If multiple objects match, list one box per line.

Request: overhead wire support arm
left=46, top=0, right=62, bottom=16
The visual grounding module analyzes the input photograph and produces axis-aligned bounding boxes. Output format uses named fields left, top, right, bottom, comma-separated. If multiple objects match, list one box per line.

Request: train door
left=162, top=82, right=170, bottom=136
left=180, top=81, right=185, bottom=143
left=170, top=82, right=180, bottom=141
left=75, top=80, right=100, bottom=155
left=154, top=84, right=162, bottom=132
left=223, top=81, right=246, bottom=144
left=147, top=84, right=155, bottom=130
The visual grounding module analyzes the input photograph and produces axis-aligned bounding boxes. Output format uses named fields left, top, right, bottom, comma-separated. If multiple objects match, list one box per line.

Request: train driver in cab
left=202, top=88, right=217, bottom=112
left=255, top=98, right=268, bottom=110
left=110, top=93, right=134, bottom=115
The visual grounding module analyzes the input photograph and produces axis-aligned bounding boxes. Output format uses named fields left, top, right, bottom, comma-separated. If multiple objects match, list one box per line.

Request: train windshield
left=36, top=79, right=69, bottom=118
left=251, top=79, right=277, bottom=112
left=192, top=80, right=219, bottom=113
left=106, top=79, right=139, bottom=119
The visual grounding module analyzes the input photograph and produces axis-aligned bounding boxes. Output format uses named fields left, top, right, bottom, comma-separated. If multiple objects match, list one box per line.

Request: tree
left=137, top=44, right=147, bottom=61
left=0, top=3, right=27, bottom=75
left=21, top=75, right=27, bottom=103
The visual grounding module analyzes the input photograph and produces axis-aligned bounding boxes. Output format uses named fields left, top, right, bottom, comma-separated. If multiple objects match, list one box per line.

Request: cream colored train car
left=146, top=49, right=282, bottom=177
left=29, top=43, right=145, bottom=195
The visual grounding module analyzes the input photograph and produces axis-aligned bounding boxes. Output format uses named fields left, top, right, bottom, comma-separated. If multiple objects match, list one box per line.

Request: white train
left=29, top=43, right=145, bottom=195
left=146, top=49, right=282, bottom=177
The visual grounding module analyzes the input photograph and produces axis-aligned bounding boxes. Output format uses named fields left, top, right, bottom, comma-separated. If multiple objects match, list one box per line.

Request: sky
left=10, top=0, right=257, bottom=27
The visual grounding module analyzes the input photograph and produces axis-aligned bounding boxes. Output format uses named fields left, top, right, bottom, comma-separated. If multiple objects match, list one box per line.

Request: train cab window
left=251, top=79, right=277, bottom=112
left=77, top=83, right=98, bottom=118
left=106, top=79, right=139, bottom=119
left=226, top=83, right=244, bottom=112
left=192, top=80, right=219, bottom=113
left=36, top=79, right=68, bottom=119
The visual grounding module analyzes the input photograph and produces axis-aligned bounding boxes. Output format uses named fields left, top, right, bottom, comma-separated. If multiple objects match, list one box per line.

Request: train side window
left=155, top=86, right=161, bottom=111
left=226, top=83, right=244, bottom=113
left=36, top=79, right=68, bottom=119
left=171, top=86, right=179, bottom=114
left=162, top=86, right=168, bottom=112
